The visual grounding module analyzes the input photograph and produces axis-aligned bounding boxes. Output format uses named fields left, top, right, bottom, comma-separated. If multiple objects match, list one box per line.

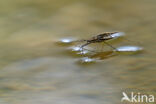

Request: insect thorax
left=95, top=32, right=115, bottom=40
left=86, top=32, right=118, bottom=43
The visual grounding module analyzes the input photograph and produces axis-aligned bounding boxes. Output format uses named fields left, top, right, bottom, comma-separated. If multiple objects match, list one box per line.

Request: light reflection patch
left=111, top=32, right=125, bottom=38
left=116, top=46, right=143, bottom=52
left=59, top=38, right=75, bottom=43
left=80, top=57, right=95, bottom=63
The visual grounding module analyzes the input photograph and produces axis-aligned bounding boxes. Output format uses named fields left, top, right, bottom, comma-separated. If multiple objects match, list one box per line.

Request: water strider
left=59, top=32, right=143, bottom=56
left=58, top=32, right=143, bottom=63
left=79, top=32, right=122, bottom=51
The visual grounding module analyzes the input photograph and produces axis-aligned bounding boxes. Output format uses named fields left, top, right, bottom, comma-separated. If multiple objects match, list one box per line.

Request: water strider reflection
left=90, top=51, right=116, bottom=60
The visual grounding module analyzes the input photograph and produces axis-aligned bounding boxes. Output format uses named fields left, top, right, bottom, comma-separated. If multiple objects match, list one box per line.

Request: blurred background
left=0, top=0, right=156, bottom=104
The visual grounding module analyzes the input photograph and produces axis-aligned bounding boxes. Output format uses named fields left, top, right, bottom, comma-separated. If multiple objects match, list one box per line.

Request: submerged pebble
left=116, top=46, right=143, bottom=52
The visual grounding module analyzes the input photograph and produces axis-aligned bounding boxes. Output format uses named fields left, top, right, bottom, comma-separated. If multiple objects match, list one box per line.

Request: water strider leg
left=100, top=42, right=104, bottom=52
left=80, top=42, right=91, bottom=53
left=75, top=39, right=87, bottom=43
left=103, top=41, right=118, bottom=51
left=80, top=42, right=90, bottom=49
left=122, top=37, right=141, bottom=45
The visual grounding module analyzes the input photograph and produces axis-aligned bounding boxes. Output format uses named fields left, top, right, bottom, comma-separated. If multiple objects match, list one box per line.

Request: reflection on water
left=79, top=57, right=96, bottom=63
left=110, top=32, right=125, bottom=38
left=116, top=46, right=143, bottom=52
left=91, top=51, right=116, bottom=60
left=0, top=0, right=156, bottom=104
left=65, top=45, right=143, bottom=63
left=58, top=38, right=77, bottom=44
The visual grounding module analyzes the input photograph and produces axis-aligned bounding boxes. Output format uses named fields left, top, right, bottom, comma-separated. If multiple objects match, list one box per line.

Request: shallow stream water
left=0, top=0, right=156, bottom=104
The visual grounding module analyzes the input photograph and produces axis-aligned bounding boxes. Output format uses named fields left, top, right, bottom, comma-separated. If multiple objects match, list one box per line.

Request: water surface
left=0, top=0, right=156, bottom=104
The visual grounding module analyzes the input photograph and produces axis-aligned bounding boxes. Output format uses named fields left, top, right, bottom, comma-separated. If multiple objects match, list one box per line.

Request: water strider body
left=80, top=32, right=119, bottom=50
